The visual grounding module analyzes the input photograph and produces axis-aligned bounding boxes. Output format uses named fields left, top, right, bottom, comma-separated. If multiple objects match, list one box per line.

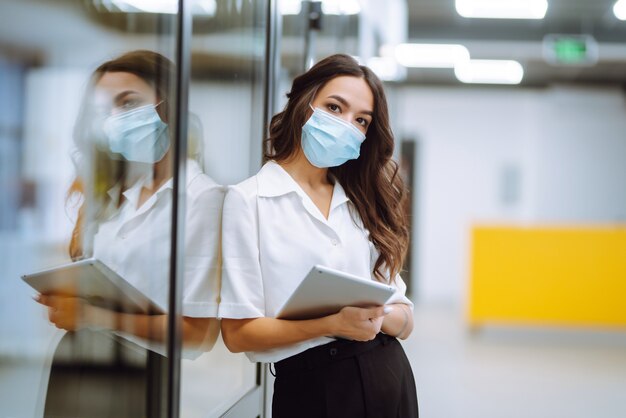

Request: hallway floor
left=402, top=303, right=626, bottom=418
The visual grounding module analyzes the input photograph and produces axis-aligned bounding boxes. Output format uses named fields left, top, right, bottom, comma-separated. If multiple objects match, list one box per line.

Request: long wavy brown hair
left=264, top=54, right=409, bottom=282
left=68, top=50, right=175, bottom=260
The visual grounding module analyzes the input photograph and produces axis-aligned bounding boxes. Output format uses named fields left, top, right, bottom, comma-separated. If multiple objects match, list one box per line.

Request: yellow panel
left=468, top=226, right=626, bottom=328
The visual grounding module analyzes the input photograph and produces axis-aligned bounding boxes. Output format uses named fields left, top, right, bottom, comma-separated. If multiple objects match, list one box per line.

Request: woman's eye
left=121, top=99, right=139, bottom=109
left=327, top=103, right=340, bottom=113
left=356, top=117, right=369, bottom=127
left=115, top=97, right=143, bottom=112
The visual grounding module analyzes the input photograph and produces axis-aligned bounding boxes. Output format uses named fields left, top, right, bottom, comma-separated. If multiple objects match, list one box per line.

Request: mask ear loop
left=305, top=85, right=322, bottom=116
left=154, top=100, right=168, bottom=124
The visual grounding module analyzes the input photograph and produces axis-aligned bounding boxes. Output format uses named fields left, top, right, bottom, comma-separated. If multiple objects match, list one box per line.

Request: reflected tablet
left=276, top=265, right=396, bottom=320
left=22, top=258, right=164, bottom=315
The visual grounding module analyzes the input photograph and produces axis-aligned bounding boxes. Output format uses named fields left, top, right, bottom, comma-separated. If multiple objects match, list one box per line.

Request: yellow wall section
left=468, top=226, right=626, bottom=328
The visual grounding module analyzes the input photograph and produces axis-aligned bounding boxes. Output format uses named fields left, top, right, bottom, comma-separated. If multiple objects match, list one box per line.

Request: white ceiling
left=1, top=0, right=625, bottom=85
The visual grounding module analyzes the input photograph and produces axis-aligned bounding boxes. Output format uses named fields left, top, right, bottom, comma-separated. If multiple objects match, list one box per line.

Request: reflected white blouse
left=93, top=159, right=223, bottom=319
left=219, top=161, right=413, bottom=363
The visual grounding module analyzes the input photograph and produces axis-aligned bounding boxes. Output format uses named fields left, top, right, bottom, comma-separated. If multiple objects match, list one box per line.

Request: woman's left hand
left=35, top=294, right=88, bottom=331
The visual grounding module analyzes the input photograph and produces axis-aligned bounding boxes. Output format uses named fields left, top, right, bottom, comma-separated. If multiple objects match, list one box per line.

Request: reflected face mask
left=103, top=103, right=169, bottom=164
left=301, top=106, right=367, bottom=168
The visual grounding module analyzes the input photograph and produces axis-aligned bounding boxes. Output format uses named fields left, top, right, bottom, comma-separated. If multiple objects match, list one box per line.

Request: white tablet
left=22, top=258, right=164, bottom=315
left=276, top=265, right=396, bottom=320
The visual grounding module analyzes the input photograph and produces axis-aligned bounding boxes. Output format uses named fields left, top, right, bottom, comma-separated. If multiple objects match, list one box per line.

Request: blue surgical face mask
left=301, top=105, right=367, bottom=168
left=103, top=103, right=169, bottom=163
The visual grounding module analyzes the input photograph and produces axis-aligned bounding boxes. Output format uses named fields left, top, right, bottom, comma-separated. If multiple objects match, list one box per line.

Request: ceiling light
left=366, top=57, right=407, bottom=81
left=455, top=0, right=548, bottom=19
left=279, top=0, right=302, bottom=15
left=109, top=0, right=216, bottom=15
left=280, top=0, right=361, bottom=16
left=614, top=0, right=626, bottom=20
left=454, top=59, right=524, bottom=84
left=322, top=0, right=361, bottom=15
left=384, top=43, right=470, bottom=68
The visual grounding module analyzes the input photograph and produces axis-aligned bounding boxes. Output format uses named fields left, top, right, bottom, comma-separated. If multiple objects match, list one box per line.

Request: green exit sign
left=543, top=34, right=598, bottom=66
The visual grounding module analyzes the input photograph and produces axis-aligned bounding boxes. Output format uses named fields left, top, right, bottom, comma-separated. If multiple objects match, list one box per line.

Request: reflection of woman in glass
left=35, top=50, right=221, bottom=416
left=220, top=54, right=418, bottom=417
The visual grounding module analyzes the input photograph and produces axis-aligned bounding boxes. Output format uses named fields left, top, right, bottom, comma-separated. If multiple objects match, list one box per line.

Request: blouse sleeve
left=218, top=182, right=266, bottom=319
left=180, top=181, right=225, bottom=318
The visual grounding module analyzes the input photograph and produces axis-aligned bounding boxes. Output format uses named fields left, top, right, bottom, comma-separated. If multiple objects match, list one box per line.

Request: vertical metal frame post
left=166, top=0, right=191, bottom=417
left=303, top=1, right=323, bottom=71
left=260, top=0, right=280, bottom=415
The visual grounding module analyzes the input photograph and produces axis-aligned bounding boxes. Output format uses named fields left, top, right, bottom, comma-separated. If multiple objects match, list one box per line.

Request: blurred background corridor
left=1, top=0, right=625, bottom=417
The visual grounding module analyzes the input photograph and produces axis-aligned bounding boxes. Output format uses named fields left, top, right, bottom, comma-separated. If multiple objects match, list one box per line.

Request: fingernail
left=32, top=294, right=40, bottom=301
left=383, top=306, right=393, bottom=315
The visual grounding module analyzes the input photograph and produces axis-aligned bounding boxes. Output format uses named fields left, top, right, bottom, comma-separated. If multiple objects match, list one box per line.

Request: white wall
left=393, top=85, right=626, bottom=303
left=21, top=68, right=89, bottom=244
left=189, top=81, right=259, bottom=185
left=530, top=87, right=626, bottom=222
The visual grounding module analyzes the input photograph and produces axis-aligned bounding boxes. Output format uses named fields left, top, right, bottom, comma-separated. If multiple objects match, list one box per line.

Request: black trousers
left=272, top=333, right=418, bottom=418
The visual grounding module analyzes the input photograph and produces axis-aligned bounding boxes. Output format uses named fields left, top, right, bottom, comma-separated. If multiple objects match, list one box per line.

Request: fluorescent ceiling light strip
left=615, top=0, right=626, bottom=20
left=454, top=59, right=524, bottom=84
left=366, top=57, right=406, bottom=81
left=323, top=0, right=361, bottom=15
left=391, top=43, right=470, bottom=68
left=279, top=0, right=303, bottom=15
left=112, top=0, right=177, bottom=13
left=110, top=0, right=216, bottom=15
left=279, top=0, right=361, bottom=15
left=456, top=0, right=548, bottom=19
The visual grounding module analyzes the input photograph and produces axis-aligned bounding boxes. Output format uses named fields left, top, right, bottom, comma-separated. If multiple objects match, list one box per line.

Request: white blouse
left=219, top=161, right=413, bottom=363
left=93, top=159, right=223, bottom=319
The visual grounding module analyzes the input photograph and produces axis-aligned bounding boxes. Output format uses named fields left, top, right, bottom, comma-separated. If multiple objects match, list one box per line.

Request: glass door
left=0, top=0, right=273, bottom=416
left=178, top=0, right=273, bottom=416
left=0, top=0, right=183, bottom=416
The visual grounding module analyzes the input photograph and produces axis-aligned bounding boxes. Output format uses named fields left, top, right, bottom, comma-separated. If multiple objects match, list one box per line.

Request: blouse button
left=331, top=239, right=339, bottom=246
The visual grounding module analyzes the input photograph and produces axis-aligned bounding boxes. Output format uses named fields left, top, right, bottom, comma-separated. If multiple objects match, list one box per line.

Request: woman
left=35, top=50, right=222, bottom=416
left=219, top=54, right=418, bottom=417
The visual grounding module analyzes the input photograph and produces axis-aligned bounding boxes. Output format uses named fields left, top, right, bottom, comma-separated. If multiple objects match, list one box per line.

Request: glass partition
left=0, top=1, right=199, bottom=417
left=1, top=0, right=271, bottom=417
left=179, top=1, right=268, bottom=416
left=0, top=2, right=180, bottom=415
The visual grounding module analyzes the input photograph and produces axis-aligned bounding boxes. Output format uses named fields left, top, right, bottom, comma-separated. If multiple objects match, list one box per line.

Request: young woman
left=35, top=50, right=222, bottom=416
left=219, top=54, right=418, bottom=418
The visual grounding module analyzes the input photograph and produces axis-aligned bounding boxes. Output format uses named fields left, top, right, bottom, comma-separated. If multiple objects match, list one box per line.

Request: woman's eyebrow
left=327, top=94, right=373, bottom=116
left=327, top=94, right=349, bottom=107
left=113, top=90, right=139, bottom=102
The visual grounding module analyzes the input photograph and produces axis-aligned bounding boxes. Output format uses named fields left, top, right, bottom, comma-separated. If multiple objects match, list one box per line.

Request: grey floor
left=2, top=302, right=625, bottom=417
left=402, top=303, right=626, bottom=418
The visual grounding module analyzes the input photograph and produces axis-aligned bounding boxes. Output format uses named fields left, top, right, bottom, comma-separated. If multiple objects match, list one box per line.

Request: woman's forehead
left=93, top=71, right=156, bottom=104
left=96, top=71, right=152, bottom=91
left=315, top=76, right=374, bottom=111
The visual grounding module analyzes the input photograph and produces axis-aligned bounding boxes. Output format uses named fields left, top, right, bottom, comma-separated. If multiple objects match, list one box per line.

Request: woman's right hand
left=327, top=306, right=390, bottom=341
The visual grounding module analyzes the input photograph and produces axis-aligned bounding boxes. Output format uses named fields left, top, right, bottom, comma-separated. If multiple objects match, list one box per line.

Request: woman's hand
left=328, top=306, right=390, bottom=341
left=35, top=294, right=117, bottom=332
left=34, top=294, right=217, bottom=349
left=380, top=303, right=413, bottom=339
left=35, top=294, right=87, bottom=331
